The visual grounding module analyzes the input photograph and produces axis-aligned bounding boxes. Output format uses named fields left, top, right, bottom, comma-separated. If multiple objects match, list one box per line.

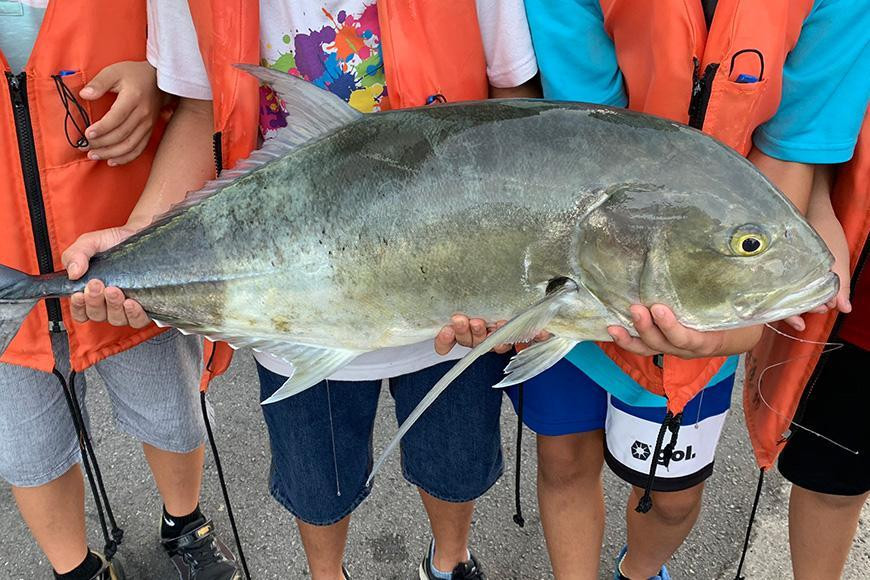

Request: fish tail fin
left=0, top=264, right=39, bottom=356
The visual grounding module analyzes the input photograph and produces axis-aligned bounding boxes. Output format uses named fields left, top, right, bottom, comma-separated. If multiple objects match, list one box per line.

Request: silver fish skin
left=0, top=67, right=835, bottom=412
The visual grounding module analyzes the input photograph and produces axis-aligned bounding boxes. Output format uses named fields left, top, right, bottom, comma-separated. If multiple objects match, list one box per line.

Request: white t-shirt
left=146, top=0, right=537, bottom=380
left=0, top=0, right=48, bottom=73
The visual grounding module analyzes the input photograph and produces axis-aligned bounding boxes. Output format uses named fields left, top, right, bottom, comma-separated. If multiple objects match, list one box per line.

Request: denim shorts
left=0, top=330, right=206, bottom=487
left=256, top=352, right=509, bottom=525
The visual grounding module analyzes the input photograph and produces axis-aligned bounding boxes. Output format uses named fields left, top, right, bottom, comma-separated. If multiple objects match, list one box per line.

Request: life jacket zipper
left=6, top=71, right=64, bottom=332
left=688, top=59, right=719, bottom=130
left=212, top=131, right=223, bottom=176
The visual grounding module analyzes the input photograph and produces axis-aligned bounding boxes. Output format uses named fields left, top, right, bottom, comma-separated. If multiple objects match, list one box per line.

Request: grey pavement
left=0, top=353, right=866, bottom=579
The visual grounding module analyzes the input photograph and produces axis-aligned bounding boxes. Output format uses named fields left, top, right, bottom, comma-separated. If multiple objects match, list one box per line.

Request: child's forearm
left=125, top=98, right=216, bottom=231
left=489, top=76, right=542, bottom=99
left=747, top=148, right=814, bottom=214
left=718, top=325, right=764, bottom=356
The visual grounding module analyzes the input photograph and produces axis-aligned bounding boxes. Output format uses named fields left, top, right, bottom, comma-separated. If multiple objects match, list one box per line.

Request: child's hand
left=782, top=176, right=852, bottom=332
left=61, top=227, right=151, bottom=328
left=79, top=61, right=164, bottom=166
left=607, top=305, right=762, bottom=359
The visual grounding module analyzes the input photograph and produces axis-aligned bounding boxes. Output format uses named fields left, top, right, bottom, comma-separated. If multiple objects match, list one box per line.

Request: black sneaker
left=161, top=519, right=242, bottom=580
left=88, top=551, right=125, bottom=580
left=418, top=540, right=486, bottom=580
left=342, top=565, right=351, bottom=579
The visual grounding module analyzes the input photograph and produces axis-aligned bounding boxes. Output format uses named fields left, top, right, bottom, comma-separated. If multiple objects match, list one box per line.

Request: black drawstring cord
left=513, top=383, right=525, bottom=527
left=200, top=392, right=252, bottom=579
left=635, top=411, right=683, bottom=514
left=53, top=369, right=123, bottom=559
left=68, top=371, right=124, bottom=545
left=52, top=74, right=91, bottom=149
left=734, top=468, right=765, bottom=580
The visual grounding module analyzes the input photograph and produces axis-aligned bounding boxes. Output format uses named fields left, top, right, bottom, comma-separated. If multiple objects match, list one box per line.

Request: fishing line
left=693, top=386, right=705, bottom=429
left=325, top=380, right=342, bottom=496
left=756, top=323, right=858, bottom=455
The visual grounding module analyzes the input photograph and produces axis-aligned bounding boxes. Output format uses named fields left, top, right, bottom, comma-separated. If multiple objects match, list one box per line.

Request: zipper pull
left=7, top=72, right=24, bottom=107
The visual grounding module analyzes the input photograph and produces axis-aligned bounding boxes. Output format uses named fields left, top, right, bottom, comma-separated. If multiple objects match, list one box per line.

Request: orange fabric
left=191, top=0, right=489, bottom=389
left=595, top=0, right=814, bottom=415
left=838, top=263, right=870, bottom=350
left=187, top=0, right=260, bottom=390
left=745, top=113, right=870, bottom=469
left=0, top=1, right=165, bottom=373
left=378, top=0, right=489, bottom=109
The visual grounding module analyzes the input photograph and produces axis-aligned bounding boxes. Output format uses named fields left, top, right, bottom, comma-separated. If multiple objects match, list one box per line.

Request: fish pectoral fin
left=366, top=278, right=581, bottom=486
left=493, top=337, right=580, bottom=389
left=260, top=344, right=359, bottom=405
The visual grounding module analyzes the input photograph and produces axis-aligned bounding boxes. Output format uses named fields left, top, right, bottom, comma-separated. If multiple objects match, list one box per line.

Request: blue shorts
left=506, top=358, right=735, bottom=491
left=257, top=353, right=508, bottom=525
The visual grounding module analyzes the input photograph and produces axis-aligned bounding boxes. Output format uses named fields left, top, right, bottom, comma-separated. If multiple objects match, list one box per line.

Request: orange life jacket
left=745, top=112, right=870, bottom=469
left=0, top=1, right=165, bottom=373
left=190, top=0, right=490, bottom=389
left=596, top=0, right=815, bottom=415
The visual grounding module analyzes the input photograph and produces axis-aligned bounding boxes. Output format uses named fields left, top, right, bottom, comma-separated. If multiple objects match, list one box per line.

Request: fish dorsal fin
left=366, top=278, right=583, bottom=486
left=98, top=65, right=365, bottom=250
left=235, top=64, right=362, bottom=148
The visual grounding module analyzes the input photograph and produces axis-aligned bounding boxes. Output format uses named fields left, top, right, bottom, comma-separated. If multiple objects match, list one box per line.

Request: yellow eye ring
left=731, top=232, right=767, bottom=256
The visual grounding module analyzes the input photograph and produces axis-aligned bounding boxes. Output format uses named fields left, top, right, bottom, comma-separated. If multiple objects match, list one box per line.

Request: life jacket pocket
left=30, top=71, right=93, bottom=169
left=701, top=74, right=770, bottom=156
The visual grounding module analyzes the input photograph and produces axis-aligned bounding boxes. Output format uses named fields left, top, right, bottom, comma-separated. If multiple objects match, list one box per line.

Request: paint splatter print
left=260, top=2, right=387, bottom=135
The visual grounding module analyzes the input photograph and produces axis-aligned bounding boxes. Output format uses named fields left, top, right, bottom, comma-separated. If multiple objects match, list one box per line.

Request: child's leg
left=297, top=517, right=352, bottom=580
left=506, top=358, right=610, bottom=579
left=12, top=466, right=88, bottom=573
left=0, top=336, right=91, bottom=575
left=778, top=342, right=869, bottom=580
left=391, top=352, right=508, bottom=574
left=606, top=373, right=735, bottom=578
left=789, top=486, right=868, bottom=580
left=537, top=432, right=605, bottom=580
left=620, top=483, right=704, bottom=578
left=256, top=361, right=382, bottom=580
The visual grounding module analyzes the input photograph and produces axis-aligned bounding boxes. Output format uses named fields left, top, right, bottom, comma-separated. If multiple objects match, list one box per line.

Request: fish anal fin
left=366, top=279, right=582, bottom=485
left=260, top=344, right=359, bottom=405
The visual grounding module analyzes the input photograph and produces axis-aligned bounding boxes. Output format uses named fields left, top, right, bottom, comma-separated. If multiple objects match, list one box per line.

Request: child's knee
left=537, top=433, right=604, bottom=488
left=647, top=484, right=705, bottom=524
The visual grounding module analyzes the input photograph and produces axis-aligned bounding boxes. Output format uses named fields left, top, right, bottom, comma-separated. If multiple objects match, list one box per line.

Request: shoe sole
left=418, top=562, right=430, bottom=580
left=109, top=556, right=126, bottom=580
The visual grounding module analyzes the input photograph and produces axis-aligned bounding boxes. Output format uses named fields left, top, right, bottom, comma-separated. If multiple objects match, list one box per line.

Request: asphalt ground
left=0, top=353, right=866, bottom=579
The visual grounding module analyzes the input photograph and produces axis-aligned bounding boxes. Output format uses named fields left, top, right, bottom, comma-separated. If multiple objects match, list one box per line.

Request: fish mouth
left=736, top=270, right=839, bottom=324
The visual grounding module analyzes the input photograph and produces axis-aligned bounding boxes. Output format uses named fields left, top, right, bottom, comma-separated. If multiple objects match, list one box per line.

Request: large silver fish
left=0, top=66, right=837, bottom=479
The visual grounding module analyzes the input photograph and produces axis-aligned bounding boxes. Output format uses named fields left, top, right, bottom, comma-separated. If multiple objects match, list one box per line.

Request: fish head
left=575, top=181, right=837, bottom=331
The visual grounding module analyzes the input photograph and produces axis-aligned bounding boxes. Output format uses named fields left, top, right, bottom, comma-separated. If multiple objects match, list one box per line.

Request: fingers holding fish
left=435, top=315, right=514, bottom=355
left=606, top=324, right=659, bottom=357
left=62, top=226, right=135, bottom=281
left=434, top=325, right=457, bottom=355
left=82, top=279, right=108, bottom=323
left=608, top=305, right=723, bottom=359
left=72, top=279, right=150, bottom=328
left=122, top=299, right=152, bottom=329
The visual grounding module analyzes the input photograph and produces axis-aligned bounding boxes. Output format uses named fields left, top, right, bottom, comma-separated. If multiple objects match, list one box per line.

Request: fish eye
left=730, top=226, right=768, bottom=257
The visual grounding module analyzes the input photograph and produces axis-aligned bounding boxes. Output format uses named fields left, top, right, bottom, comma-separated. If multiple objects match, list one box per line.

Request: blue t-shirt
left=0, top=1, right=47, bottom=73
left=525, top=0, right=869, bottom=405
